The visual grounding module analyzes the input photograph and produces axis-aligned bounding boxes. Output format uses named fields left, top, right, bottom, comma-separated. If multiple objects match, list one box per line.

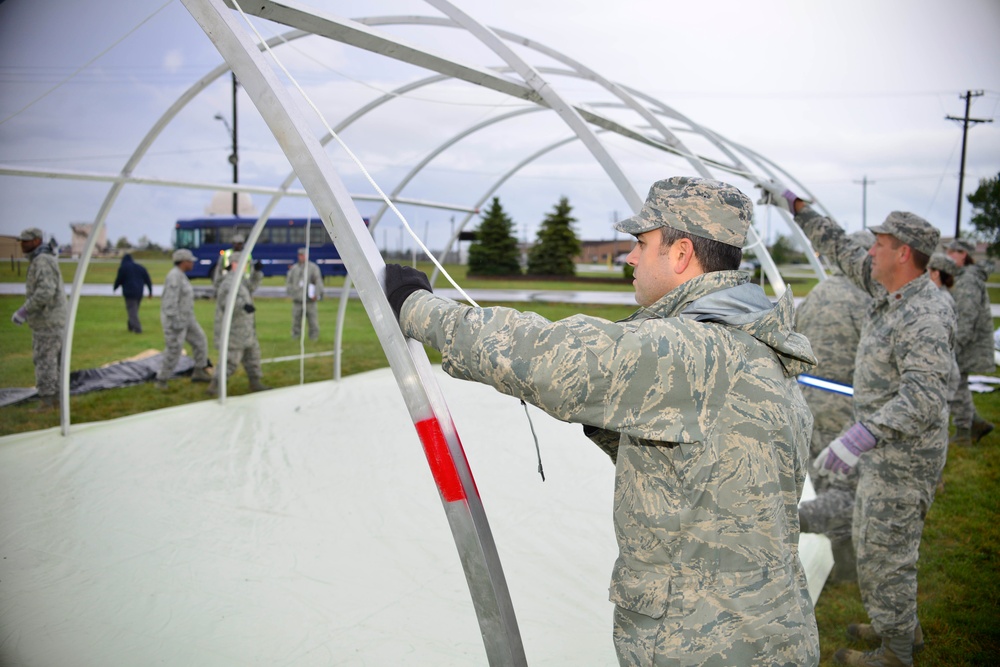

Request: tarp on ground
left=0, top=366, right=831, bottom=666
left=0, top=352, right=195, bottom=407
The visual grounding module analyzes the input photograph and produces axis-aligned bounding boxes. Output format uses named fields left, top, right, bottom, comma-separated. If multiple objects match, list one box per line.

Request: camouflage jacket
left=23, top=244, right=67, bottom=333
left=795, top=274, right=871, bottom=455
left=285, top=260, right=323, bottom=300
left=951, top=263, right=995, bottom=374
left=214, top=272, right=257, bottom=349
left=401, top=270, right=820, bottom=663
left=160, top=266, right=197, bottom=331
left=795, top=207, right=955, bottom=497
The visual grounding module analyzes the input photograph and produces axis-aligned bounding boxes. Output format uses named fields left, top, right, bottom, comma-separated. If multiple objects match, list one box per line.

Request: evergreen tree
left=467, top=197, right=522, bottom=276
left=968, top=172, right=1000, bottom=257
left=527, top=196, right=580, bottom=276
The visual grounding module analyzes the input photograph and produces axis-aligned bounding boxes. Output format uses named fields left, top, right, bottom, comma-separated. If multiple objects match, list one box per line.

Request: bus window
left=175, top=228, right=200, bottom=249
left=202, top=227, right=219, bottom=244
left=288, top=226, right=306, bottom=246
left=309, top=224, right=328, bottom=246
left=268, top=227, right=287, bottom=244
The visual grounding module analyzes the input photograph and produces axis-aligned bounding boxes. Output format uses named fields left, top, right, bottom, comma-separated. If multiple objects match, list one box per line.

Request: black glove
left=242, top=303, right=256, bottom=314
left=254, top=260, right=263, bottom=272
left=384, top=264, right=432, bottom=321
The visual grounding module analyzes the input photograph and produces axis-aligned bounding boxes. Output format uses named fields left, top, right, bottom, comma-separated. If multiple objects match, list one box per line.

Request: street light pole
left=214, top=72, right=240, bottom=216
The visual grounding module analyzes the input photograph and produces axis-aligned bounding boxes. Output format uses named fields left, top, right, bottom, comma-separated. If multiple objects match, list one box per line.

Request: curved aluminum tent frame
left=2, top=2, right=833, bottom=663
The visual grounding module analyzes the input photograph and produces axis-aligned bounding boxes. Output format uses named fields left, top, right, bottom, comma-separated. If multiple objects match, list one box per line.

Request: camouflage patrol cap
left=928, top=252, right=958, bottom=275
left=172, top=248, right=195, bottom=263
left=614, top=176, right=752, bottom=248
left=19, top=227, right=43, bottom=241
left=946, top=238, right=975, bottom=254
left=867, top=211, right=940, bottom=257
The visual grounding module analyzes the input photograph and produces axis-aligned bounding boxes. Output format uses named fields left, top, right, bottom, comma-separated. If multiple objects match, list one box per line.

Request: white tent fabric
left=0, top=367, right=831, bottom=666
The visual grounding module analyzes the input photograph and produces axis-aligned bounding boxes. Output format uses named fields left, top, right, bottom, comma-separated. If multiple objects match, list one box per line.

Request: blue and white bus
left=174, top=217, right=357, bottom=278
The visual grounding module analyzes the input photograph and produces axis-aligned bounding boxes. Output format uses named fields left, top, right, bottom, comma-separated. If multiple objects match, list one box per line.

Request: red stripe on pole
left=415, top=417, right=467, bottom=503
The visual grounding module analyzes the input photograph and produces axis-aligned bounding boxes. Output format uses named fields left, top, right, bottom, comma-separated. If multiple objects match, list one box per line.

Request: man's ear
left=671, top=237, right=696, bottom=274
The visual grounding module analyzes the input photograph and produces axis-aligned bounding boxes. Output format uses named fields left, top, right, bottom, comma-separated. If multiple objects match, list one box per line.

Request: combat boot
left=971, top=416, right=994, bottom=443
left=846, top=623, right=923, bottom=654
left=31, top=395, right=59, bottom=412
left=190, top=366, right=212, bottom=383
left=949, top=427, right=972, bottom=447
left=248, top=376, right=271, bottom=392
left=206, top=377, right=219, bottom=396
left=833, top=645, right=910, bottom=666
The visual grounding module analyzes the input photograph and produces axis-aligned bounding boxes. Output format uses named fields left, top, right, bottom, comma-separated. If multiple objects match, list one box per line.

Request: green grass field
left=1, top=271, right=998, bottom=664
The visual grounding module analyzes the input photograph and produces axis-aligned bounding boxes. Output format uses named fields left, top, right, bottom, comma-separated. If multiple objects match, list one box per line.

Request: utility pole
left=230, top=72, right=238, bottom=216
left=853, top=175, right=875, bottom=229
left=946, top=90, right=992, bottom=238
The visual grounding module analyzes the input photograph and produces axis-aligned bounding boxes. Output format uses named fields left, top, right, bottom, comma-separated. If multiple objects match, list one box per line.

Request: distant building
left=70, top=223, right=108, bottom=258
left=575, top=239, right=630, bottom=265
left=0, top=234, right=23, bottom=260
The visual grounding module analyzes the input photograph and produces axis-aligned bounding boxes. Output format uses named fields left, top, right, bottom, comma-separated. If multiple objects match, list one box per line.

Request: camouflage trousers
left=291, top=300, right=319, bottom=340
left=222, top=337, right=262, bottom=379
left=612, top=565, right=819, bottom=666
left=853, top=477, right=927, bottom=639
left=32, top=329, right=62, bottom=398
left=157, top=321, right=209, bottom=381
left=948, top=372, right=975, bottom=429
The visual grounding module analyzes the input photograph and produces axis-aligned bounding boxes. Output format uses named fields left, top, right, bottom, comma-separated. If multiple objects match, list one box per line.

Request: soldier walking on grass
left=10, top=227, right=67, bottom=411
left=155, top=249, right=211, bottom=389
left=386, top=177, right=821, bottom=665
left=208, top=251, right=270, bottom=395
left=761, top=182, right=955, bottom=667
left=285, top=247, right=323, bottom=340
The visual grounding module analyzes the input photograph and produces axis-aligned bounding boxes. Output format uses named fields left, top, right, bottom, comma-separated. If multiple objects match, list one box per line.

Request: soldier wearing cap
left=285, top=247, right=323, bottom=340
left=155, top=248, right=211, bottom=389
left=209, top=251, right=270, bottom=395
left=10, top=227, right=67, bottom=410
left=760, top=183, right=955, bottom=666
left=795, top=229, right=874, bottom=585
left=944, top=238, right=995, bottom=445
left=385, top=176, right=820, bottom=665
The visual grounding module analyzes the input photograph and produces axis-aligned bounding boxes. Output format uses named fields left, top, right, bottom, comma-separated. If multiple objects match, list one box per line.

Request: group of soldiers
left=385, top=176, right=992, bottom=666
left=11, top=229, right=325, bottom=407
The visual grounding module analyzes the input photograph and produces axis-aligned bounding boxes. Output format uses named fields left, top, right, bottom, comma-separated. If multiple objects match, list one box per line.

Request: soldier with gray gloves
left=208, top=252, right=270, bottom=395
left=10, top=227, right=67, bottom=411
left=155, top=248, right=211, bottom=390
left=285, top=247, right=323, bottom=340
left=944, top=238, right=995, bottom=445
left=760, top=182, right=955, bottom=667
left=386, top=177, right=820, bottom=666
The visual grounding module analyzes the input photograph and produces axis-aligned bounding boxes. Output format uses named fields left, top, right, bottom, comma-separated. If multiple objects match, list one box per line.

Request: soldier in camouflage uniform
left=212, top=233, right=263, bottom=295
left=208, top=252, right=270, bottom=395
left=928, top=254, right=962, bottom=412
left=387, top=177, right=820, bottom=666
left=285, top=247, right=323, bottom=340
left=10, top=227, right=68, bottom=410
left=155, top=249, right=211, bottom=389
left=944, top=238, right=995, bottom=445
left=795, top=230, right=873, bottom=584
left=761, top=183, right=955, bottom=667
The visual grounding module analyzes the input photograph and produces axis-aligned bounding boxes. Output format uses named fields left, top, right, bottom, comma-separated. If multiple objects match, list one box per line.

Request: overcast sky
left=1, top=0, right=998, bottom=255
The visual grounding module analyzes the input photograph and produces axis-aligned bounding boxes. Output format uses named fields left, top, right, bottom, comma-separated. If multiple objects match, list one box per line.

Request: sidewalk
left=3, top=282, right=1000, bottom=315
